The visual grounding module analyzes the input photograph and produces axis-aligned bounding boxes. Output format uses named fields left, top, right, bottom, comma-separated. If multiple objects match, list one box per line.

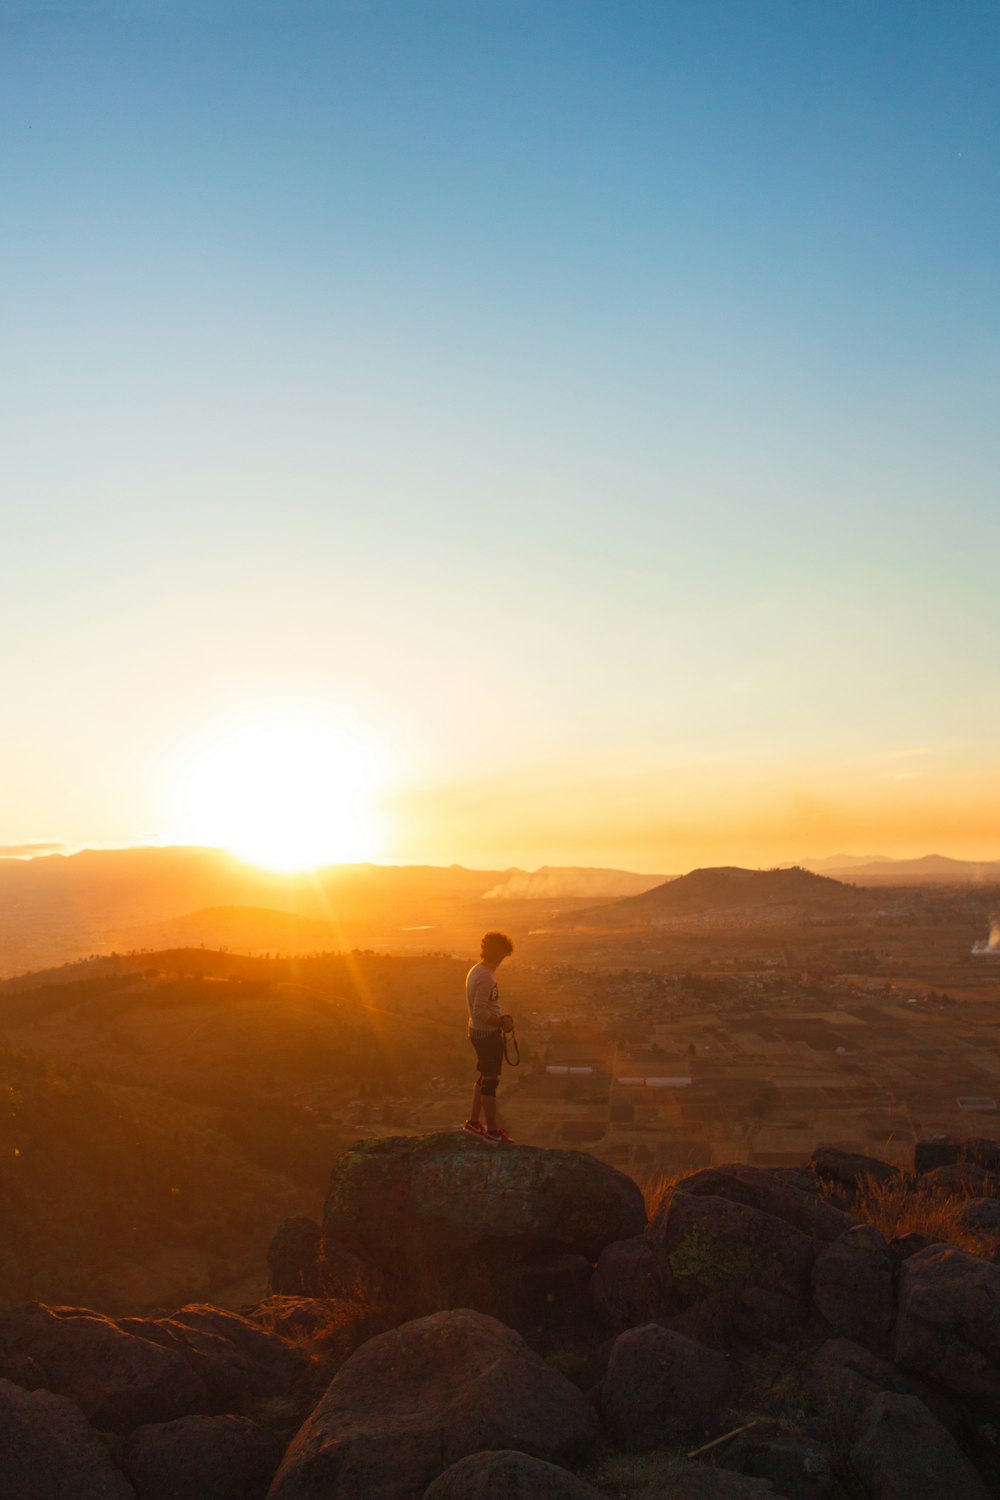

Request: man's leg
left=482, top=1083, right=499, bottom=1133
left=468, top=1079, right=482, bottom=1125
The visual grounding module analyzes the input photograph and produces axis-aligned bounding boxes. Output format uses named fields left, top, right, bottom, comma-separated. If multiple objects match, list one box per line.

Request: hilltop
left=9, top=1130, right=1000, bottom=1499
left=557, top=865, right=870, bottom=930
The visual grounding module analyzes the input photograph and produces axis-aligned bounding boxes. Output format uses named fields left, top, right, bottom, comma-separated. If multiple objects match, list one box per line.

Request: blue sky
left=2, top=1, right=998, bottom=867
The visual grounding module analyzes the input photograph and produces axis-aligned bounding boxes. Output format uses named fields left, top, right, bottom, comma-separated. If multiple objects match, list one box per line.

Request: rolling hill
left=555, top=865, right=872, bottom=929
left=0, top=947, right=471, bottom=1311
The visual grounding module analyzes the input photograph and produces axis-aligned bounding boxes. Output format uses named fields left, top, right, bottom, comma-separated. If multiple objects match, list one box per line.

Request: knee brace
left=479, top=1074, right=500, bottom=1098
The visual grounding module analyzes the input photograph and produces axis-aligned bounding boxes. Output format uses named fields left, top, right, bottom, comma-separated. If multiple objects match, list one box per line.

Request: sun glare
left=175, top=721, right=384, bottom=872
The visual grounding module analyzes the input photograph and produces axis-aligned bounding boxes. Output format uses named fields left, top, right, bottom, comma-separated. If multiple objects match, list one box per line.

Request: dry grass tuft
left=849, top=1173, right=1000, bottom=1260
left=640, top=1168, right=681, bottom=1223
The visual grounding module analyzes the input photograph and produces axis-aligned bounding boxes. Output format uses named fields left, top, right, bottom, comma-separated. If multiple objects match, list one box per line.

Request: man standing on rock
left=463, top=931, right=515, bottom=1145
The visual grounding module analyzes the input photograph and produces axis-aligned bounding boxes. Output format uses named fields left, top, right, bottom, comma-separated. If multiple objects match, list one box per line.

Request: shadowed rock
left=600, top=1323, right=733, bottom=1450
left=673, top=1164, right=853, bottom=1243
left=850, top=1392, right=991, bottom=1500
left=322, top=1133, right=646, bottom=1273
left=0, top=1377, right=135, bottom=1499
left=649, top=1192, right=815, bottom=1306
left=422, top=1450, right=609, bottom=1500
left=266, top=1308, right=598, bottom=1500
left=809, top=1147, right=902, bottom=1191
left=119, top=1414, right=284, bottom=1500
left=267, top=1217, right=324, bottom=1297
left=958, top=1197, right=1000, bottom=1235
left=801, top=1338, right=962, bottom=1432
left=590, top=1234, right=678, bottom=1332
left=116, top=1304, right=305, bottom=1411
left=811, top=1225, right=894, bottom=1353
left=894, top=1245, right=1000, bottom=1414
left=916, top=1161, right=999, bottom=1196
left=0, top=1305, right=206, bottom=1431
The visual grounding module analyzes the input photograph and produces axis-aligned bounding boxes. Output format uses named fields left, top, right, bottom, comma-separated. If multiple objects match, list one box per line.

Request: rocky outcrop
left=810, top=1225, right=894, bottom=1353
left=423, top=1450, right=610, bottom=1500
left=590, top=1234, right=678, bottom=1332
left=914, top=1135, right=1000, bottom=1176
left=9, top=1133, right=1000, bottom=1500
left=267, top=1218, right=324, bottom=1297
left=322, top=1133, right=646, bottom=1276
left=649, top=1190, right=816, bottom=1306
left=0, top=1305, right=206, bottom=1430
left=850, top=1392, right=992, bottom=1500
left=809, top=1146, right=902, bottom=1191
left=266, top=1308, right=598, bottom=1500
left=119, top=1414, right=284, bottom=1500
left=894, top=1244, right=1000, bottom=1413
left=600, top=1322, right=732, bottom=1449
left=673, top=1165, right=853, bottom=1243
left=0, top=1377, right=135, bottom=1500
left=801, top=1338, right=962, bottom=1432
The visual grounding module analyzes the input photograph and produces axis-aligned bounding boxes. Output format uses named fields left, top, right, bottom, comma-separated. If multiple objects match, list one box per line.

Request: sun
left=175, top=720, right=384, bottom=872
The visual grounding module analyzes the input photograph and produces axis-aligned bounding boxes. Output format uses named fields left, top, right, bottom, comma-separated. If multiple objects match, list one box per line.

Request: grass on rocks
left=639, top=1168, right=680, bottom=1222
left=842, top=1173, right=1000, bottom=1259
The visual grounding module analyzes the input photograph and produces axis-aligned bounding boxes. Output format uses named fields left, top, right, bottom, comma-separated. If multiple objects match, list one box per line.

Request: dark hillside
left=559, top=865, right=868, bottom=928
left=0, top=949, right=473, bottom=1311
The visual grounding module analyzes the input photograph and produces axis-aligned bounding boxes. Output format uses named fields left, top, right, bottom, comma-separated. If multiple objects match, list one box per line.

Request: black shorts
left=471, top=1030, right=503, bottom=1078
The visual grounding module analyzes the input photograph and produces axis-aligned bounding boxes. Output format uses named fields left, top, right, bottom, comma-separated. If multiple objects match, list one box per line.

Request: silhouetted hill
left=557, top=865, right=870, bottom=928
left=0, top=948, right=471, bottom=1310
left=0, top=846, right=666, bottom=974
left=826, top=853, right=1000, bottom=884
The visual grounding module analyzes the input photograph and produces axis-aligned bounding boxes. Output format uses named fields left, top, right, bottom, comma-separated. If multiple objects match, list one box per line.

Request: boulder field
left=4, top=1130, right=1000, bottom=1498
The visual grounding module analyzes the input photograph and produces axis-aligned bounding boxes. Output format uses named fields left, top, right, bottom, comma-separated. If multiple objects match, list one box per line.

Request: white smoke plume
left=972, top=920, right=1000, bottom=956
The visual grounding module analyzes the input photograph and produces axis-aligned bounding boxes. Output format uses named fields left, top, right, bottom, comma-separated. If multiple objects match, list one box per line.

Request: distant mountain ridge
left=0, top=846, right=664, bottom=975
left=801, top=853, right=1000, bottom=883
left=557, top=864, right=868, bottom=929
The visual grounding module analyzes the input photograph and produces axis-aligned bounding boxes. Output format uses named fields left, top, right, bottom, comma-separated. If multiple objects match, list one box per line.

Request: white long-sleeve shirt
left=466, top=962, right=501, bottom=1037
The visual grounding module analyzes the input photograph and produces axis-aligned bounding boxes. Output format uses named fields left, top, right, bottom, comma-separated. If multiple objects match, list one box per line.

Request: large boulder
left=649, top=1192, right=816, bottom=1306
left=0, top=1305, right=206, bottom=1430
left=916, top=1162, right=998, bottom=1196
left=810, top=1226, right=895, bottom=1353
left=322, top=1134, right=645, bottom=1274
left=119, top=1414, right=284, bottom=1500
left=850, top=1392, right=991, bottom=1499
left=268, top=1217, right=324, bottom=1297
left=590, top=1235, right=678, bottom=1332
left=600, top=1323, right=733, bottom=1450
left=166, top=1305, right=306, bottom=1387
left=116, top=1305, right=305, bottom=1411
left=914, top=1136, right=1000, bottom=1176
left=809, top=1147, right=902, bottom=1191
left=0, top=1377, right=135, bottom=1500
left=801, top=1338, right=961, bottom=1432
left=672, top=1165, right=853, bottom=1242
left=958, top=1198, right=1000, bottom=1236
left=266, top=1308, right=597, bottom=1500
left=422, top=1450, right=610, bottom=1500
left=894, top=1245, right=1000, bottom=1414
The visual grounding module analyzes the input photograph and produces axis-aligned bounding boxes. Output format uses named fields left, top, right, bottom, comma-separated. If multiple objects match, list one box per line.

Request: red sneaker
left=484, top=1127, right=515, bottom=1145
left=462, top=1120, right=487, bottom=1138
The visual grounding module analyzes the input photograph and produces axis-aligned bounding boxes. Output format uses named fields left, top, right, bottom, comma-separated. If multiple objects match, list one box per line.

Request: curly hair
left=480, top=930, right=514, bottom=964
